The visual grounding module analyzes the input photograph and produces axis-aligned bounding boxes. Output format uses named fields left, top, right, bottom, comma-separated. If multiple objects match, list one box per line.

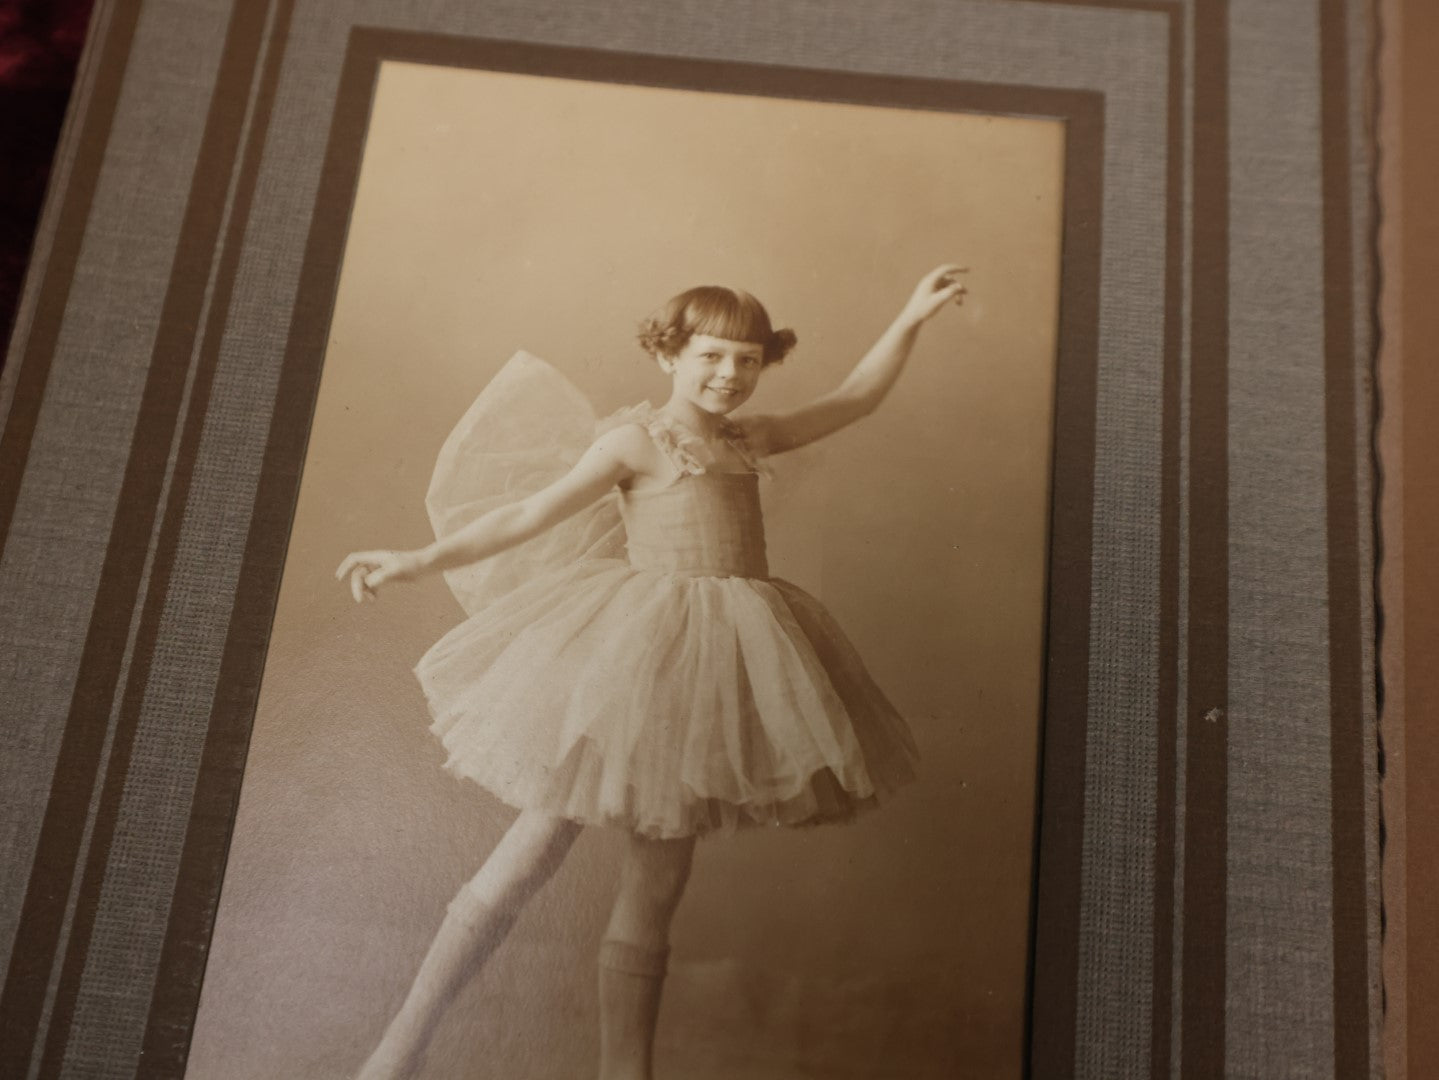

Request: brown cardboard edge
left=1377, top=0, right=1407, bottom=1071
left=1380, top=1, right=1439, bottom=1078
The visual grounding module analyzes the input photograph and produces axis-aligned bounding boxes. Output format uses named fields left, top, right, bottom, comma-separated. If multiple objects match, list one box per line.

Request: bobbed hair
left=637, top=286, right=797, bottom=366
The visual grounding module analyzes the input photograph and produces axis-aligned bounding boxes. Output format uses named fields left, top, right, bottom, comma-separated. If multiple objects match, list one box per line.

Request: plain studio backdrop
left=187, top=61, right=1064, bottom=1079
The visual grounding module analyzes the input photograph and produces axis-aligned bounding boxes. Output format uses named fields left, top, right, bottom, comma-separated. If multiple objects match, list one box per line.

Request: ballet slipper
left=355, top=891, right=516, bottom=1080
left=596, top=939, right=670, bottom=1080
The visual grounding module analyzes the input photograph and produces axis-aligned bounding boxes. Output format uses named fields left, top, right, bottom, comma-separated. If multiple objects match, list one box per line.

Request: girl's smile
left=661, top=334, right=765, bottom=419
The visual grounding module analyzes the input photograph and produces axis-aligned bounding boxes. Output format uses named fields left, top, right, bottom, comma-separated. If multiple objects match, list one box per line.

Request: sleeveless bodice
left=621, top=472, right=769, bottom=578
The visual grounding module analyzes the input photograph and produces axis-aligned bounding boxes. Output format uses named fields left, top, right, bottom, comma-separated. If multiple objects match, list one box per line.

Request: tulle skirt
left=416, top=561, right=919, bottom=838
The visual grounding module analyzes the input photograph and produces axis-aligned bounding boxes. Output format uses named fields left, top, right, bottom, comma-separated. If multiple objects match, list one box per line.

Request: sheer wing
left=425, top=351, right=625, bottom=615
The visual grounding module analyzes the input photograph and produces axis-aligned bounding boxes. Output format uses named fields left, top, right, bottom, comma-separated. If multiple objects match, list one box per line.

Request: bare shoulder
left=592, top=420, right=653, bottom=461
left=589, top=421, right=667, bottom=477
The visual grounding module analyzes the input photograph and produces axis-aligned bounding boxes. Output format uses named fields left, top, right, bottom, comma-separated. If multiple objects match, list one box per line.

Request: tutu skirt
left=416, top=356, right=917, bottom=838
left=416, top=559, right=918, bottom=838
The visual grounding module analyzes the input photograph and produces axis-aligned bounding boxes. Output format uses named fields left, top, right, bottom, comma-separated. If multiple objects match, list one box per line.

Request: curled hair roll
left=638, top=286, right=797, bottom=366
left=765, top=328, right=798, bottom=364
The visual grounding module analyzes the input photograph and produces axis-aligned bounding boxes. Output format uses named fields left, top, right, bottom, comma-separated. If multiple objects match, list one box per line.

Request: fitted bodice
left=621, top=472, right=769, bottom=578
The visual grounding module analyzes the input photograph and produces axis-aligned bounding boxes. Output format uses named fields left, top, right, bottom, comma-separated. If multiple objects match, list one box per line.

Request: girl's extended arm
left=335, top=429, right=637, bottom=602
left=746, top=264, right=967, bottom=455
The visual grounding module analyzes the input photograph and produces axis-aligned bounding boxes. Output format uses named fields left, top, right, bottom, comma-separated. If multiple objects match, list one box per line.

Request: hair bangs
left=682, top=288, right=774, bottom=347
left=637, top=286, right=797, bottom=364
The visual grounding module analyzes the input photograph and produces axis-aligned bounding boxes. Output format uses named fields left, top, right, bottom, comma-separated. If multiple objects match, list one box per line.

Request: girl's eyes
left=698, top=351, right=762, bottom=367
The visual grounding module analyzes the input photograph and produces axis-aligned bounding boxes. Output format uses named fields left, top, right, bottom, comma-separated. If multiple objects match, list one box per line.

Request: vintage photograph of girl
left=185, top=59, right=1064, bottom=1079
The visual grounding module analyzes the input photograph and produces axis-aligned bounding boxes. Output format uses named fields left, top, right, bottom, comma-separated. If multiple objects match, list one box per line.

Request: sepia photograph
left=184, top=56, right=1064, bottom=1079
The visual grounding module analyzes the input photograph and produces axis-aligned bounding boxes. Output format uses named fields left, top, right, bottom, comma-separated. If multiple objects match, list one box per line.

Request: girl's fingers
left=351, top=565, right=381, bottom=602
left=921, top=268, right=969, bottom=300
left=924, top=282, right=966, bottom=313
left=336, top=551, right=378, bottom=580
left=349, top=567, right=366, bottom=603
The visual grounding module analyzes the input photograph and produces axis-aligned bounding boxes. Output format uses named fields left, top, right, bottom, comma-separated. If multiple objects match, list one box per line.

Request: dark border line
left=144, top=28, right=1112, bottom=1080
left=1027, top=94, right=1104, bottom=1080
left=958, top=4, right=1190, bottom=1072
left=1180, top=0, right=1231, bottom=1077
left=0, top=0, right=274, bottom=1070
left=33, top=2, right=296, bottom=1076
left=0, top=0, right=139, bottom=548
left=1319, top=0, right=1372, bottom=1075
left=0, top=0, right=140, bottom=1059
left=139, top=25, right=383, bottom=1070
left=131, top=3, right=314, bottom=1074
left=1150, top=5, right=1187, bottom=1076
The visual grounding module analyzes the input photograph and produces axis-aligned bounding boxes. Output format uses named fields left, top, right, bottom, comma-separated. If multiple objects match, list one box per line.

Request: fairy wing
left=426, top=350, right=625, bottom=615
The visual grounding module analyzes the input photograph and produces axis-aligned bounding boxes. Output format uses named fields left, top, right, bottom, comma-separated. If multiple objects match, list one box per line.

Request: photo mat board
left=0, top=2, right=1380, bottom=1078
left=181, top=50, right=1069, bottom=1079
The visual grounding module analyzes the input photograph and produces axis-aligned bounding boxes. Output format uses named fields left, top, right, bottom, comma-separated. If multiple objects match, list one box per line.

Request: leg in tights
left=356, top=809, right=582, bottom=1080
left=597, top=833, right=697, bottom=1080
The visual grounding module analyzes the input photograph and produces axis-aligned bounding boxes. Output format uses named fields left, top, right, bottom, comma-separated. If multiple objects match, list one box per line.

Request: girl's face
left=660, top=334, right=765, bottom=416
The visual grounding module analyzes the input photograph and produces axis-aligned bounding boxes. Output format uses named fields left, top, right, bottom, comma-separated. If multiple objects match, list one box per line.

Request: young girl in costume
left=337, top=263, right=968, bottom=1080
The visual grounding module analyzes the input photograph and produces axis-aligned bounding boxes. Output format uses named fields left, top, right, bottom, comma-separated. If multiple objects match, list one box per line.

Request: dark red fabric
left=0, top=0, right=93, bottom=358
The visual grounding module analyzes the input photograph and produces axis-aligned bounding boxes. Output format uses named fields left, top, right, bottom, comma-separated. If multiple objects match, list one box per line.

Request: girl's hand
left=900, top=264, right=969, bottom=326
left=334, top=549, right=423, bottom=602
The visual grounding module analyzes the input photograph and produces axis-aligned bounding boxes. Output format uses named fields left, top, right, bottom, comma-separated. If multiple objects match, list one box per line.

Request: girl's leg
left=597, top=833, right=697, bottom=1080
left=356, top=809, right=582, bottom=1080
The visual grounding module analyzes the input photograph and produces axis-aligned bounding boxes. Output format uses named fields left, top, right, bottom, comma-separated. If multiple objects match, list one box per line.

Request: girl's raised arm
left=745, top=264, right=967, bottom=456
left=335, top=427, right=642, bottom=602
